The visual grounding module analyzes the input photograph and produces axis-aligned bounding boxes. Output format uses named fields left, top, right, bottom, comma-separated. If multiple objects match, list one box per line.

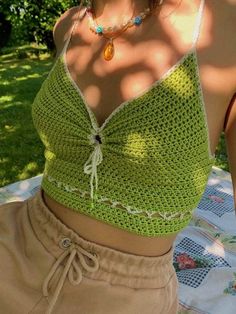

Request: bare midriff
left=42, top=188, right=179, bottom=257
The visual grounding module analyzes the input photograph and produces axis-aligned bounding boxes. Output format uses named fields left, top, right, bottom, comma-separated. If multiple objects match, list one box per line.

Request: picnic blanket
left=0, top=166, right=236, bottom=314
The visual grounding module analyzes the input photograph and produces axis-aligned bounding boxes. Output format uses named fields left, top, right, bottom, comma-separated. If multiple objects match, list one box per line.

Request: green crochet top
left=32, top=0, right=215, bottom=236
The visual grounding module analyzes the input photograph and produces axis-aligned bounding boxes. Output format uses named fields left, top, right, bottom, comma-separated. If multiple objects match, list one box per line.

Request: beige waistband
left=28, top=188, right=175, bottom=286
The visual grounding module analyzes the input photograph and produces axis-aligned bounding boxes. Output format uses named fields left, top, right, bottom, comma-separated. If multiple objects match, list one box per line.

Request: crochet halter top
left=32, top=0, right=215, bottom=236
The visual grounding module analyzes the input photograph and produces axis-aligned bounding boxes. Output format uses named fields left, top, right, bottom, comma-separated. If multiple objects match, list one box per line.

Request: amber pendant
left=103, top=39, right=114, bottom=61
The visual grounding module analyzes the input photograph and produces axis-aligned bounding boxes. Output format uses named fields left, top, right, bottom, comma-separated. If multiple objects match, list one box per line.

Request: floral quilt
left=0, top=166, right=236, bottom=314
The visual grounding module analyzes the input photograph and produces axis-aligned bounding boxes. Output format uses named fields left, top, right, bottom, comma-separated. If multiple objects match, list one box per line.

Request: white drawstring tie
left=83, top=130, right=103, bottom=201
left=42, top=240, right=99, bottom=314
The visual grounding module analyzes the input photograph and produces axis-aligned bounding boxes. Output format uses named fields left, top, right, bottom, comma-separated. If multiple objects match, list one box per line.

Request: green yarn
left=32, top=48, right=215, bottom=237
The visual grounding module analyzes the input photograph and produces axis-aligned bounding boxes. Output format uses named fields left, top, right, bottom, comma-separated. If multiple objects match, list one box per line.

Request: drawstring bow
left=42, top=242, right=99, bottom=314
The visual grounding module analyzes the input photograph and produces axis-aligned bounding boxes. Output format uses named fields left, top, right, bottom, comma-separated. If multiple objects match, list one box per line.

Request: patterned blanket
left=0, top=166, right=236, bottom=314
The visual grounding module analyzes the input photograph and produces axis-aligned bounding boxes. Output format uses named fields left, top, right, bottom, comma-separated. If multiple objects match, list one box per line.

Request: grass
left=0, top=44, right=53, bottom=187
left=0, top=44, right=230, bottom=188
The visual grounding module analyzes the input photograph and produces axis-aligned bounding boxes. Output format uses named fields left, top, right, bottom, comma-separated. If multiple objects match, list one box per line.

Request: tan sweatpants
left=0, top=189, right=179, bottom=314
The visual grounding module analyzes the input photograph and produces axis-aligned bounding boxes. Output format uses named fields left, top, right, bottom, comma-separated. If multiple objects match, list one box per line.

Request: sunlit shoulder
left=53, top=5, right=83, bottom=57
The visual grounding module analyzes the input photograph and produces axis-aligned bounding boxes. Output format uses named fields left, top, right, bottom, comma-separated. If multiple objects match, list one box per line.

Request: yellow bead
left=103, top=42, right=114, bottom=61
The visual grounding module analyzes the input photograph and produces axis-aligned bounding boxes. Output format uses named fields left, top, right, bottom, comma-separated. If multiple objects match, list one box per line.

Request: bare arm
left=221, top=0, right=236, bottom=209
left=225, top=94, right=236, bottom=209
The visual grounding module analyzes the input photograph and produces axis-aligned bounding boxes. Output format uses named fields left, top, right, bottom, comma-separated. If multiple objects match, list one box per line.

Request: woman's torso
left=42, top=0, right=236, bottom=257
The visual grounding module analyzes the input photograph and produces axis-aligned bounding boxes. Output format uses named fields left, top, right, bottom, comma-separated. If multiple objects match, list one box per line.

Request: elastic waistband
left=28, top=188, right=175, bottom=289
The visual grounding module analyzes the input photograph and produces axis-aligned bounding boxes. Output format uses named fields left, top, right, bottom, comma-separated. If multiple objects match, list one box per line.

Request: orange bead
left=103, top=42, right=114, bottom=61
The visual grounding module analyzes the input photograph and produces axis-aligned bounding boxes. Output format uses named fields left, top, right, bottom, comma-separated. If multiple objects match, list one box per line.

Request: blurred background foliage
left=0, top=0, right=80, bottom=51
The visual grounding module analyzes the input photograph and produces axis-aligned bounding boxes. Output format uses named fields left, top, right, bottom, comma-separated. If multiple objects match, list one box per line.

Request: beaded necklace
left=85, top=0, right=164, bottom=61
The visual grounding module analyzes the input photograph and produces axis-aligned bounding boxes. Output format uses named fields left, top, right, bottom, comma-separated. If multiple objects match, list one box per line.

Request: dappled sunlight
left=19, top=180, right=31, bottom=191
left=167, top=0, right=196, bottom=47
left=44, top=149, right=56, bottom=162
left=151, top=44, right=171, bottom=68
left=67, top=46, right=91, bottom=74
left=0, top=46, right=50, bottom=187
left=16, top=73, right=41, bottom=81
left=1, top=102, right=22, bottom=110
left=20, top=64, right=32, bottom=70
left=114, top=49, right=124, bottom=61
left=0, top=0, right=232, bottom=189
left=0, top=95, right=15, bottom=104
left=17, top=161, right=39, bottom=181
left=0, top=52, right=17, bottom=62
left=4, top=125, right=18, bottom=133
left=201, top=65, right=234, bottom=94
left=91, top=39, right=139, bottom=77
left=204, top=240, right=226, bottom=258
left=192, top=164, right=210, bottom=194
left=82, top=84, right=101, bottom=110
left=68, top=0, right=217, bottom=132
left=131, top=82, right=147, bottom=95
left=169, top=15, right=195, bottom=46
left=1, top=81, right=10, bottom=85
left=162, top=65, right=195, bottom=97
left=123, top=132, right=147, bottom=159
left=0, top=158, right=10, bottom=164
left=9, top=64, right=18, bottom=69
left=15, top=77, right=29, bottom=82
left=43, top=62, right=53, bottom=67
left=38, top=53, right=51, bottom=61
left=121, top=71, right=155, bottom=99
left=164, top=0, right=213, bottom=51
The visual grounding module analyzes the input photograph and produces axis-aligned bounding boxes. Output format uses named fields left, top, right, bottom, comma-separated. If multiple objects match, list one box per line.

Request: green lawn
left=0, top=45, right=230, bottom=188
left=0, top=45, right=52, bottom=187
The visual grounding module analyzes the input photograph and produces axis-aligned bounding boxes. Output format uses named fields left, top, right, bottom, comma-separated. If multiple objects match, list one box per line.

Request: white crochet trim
left=45, top=174, right=192, bottom=220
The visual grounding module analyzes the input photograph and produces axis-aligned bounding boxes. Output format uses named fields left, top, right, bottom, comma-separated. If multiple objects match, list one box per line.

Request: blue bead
left=134, top=16, right=142, bottom=25
left=96, top=26, right=103, bottom=34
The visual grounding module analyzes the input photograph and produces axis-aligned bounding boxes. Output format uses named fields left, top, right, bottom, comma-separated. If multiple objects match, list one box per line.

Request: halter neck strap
left=191, top=0, right=205, bottom=48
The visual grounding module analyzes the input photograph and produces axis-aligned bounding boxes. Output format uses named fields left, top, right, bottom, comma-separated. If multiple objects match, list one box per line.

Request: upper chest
left=62, top=0, right=235, bottom=153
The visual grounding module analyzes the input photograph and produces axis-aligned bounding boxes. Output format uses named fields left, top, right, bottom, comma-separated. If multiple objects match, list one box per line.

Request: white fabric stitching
left=44, top=174, right=192, bottom=220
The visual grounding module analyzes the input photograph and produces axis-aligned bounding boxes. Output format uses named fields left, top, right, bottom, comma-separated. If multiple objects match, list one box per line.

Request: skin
left=42, top=0, right=236, bottom=257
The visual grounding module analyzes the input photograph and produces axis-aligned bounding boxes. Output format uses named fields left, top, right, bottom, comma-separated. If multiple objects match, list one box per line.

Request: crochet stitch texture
left=31, top=47, right=215, bottom=236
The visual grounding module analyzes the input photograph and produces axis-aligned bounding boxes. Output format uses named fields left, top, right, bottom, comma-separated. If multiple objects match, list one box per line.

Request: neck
left=91, top=0, right=151, bottom=25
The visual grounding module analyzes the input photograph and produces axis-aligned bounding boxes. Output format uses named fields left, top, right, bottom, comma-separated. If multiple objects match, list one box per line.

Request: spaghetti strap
left=191, top=0, right=205, bottom=48
left=59, top=5, right=87, bottom=57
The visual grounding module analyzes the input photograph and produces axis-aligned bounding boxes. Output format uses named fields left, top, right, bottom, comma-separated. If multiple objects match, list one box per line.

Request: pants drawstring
left=42, top=241, right=99, bottom=314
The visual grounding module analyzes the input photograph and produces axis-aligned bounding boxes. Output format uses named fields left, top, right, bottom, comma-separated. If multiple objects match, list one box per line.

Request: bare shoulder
left=53, top=5, right=84, bottom=57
